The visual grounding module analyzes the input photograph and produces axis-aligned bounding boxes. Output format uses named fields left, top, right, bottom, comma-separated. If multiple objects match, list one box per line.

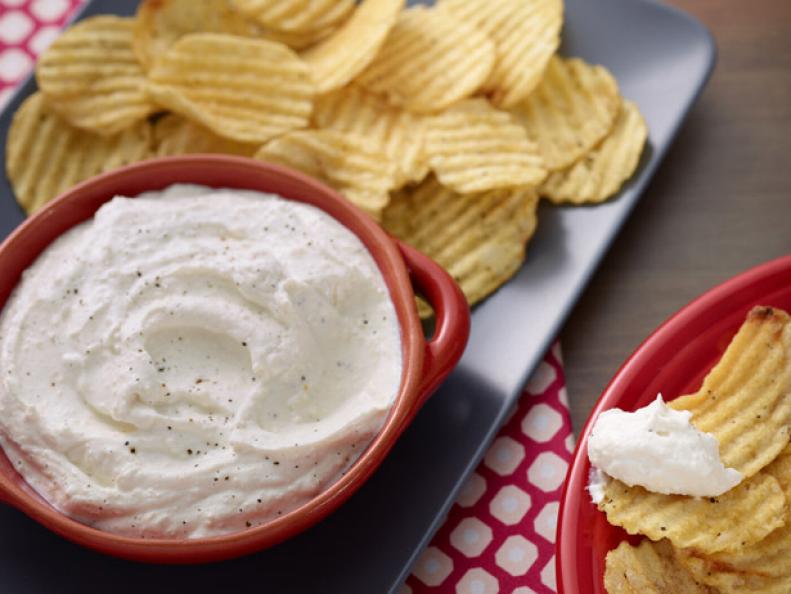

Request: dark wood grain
left=563, top=0, right=791, bottom=435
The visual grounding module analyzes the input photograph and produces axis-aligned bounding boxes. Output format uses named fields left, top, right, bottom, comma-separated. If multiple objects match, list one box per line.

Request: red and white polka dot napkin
left=0, top=0, right=82, bottom=108
left=0, top=3, right=576, bottom=592
left=404, top=344, right=572, bottom=594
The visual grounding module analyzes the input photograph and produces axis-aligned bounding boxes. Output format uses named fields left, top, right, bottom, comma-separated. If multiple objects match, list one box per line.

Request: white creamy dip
left=0, top=184, right=402, bottom=538
left=587, top=466, right=608, bottom=505
left=587, top=395, right=742, bottom=498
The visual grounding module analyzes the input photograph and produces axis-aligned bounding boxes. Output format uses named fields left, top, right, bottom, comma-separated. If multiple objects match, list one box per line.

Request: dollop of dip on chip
left=0, top=184, right=402, bottom=538
left=588, top=395, right=743, bottom=499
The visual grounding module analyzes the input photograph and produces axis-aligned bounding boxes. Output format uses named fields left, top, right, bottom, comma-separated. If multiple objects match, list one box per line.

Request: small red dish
left=0, top=155, right=470, bottom=563
left=557, top=254, right=791, bottom=593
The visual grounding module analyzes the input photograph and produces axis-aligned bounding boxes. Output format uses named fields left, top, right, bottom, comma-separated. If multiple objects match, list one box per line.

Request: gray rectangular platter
left=0, top=1, right=714, bottom=592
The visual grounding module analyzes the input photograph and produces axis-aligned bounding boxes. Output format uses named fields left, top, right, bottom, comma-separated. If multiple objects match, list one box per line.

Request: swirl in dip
left=0, top=184, right=402, bottom=538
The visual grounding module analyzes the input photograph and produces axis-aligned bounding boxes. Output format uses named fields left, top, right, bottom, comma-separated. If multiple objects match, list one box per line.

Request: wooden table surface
left=563, top=0, right=791, bottom=435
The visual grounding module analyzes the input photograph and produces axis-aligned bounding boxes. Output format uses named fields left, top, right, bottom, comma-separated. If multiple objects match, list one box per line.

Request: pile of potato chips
left=601, top=306, right=791, bottom=594
left=5, top=0, right=648, bottom=312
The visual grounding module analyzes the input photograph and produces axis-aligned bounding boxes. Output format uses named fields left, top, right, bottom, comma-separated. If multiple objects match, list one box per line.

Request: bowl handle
left=397, top=241, right=470, bottom=412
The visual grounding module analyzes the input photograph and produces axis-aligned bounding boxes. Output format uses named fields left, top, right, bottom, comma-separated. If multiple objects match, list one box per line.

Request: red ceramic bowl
left=557, top=253, right=791, bottom=593
left=0, top=155, right=470, bottom=564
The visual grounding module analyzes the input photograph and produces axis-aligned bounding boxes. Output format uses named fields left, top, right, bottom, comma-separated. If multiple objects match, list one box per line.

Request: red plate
left=556, top=254, right=791, bottom=594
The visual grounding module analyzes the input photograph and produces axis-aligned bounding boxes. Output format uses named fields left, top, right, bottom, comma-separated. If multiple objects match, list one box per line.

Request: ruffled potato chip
left=302, top=0, right=404, bottom=93
left=599, top=471, right=786, bottom=555
left=424, top=98, right=546, bottom=194
left=383, top=176, right=539, bottom=311
left=6, top=93, right=152, bottom=213
left=146, top=33, right=315, bottom=144
left=668, top=306, right=791, bottom=479
left=313, top=85, right=427, bottom=187
left=133, top=0, right=258, bottom=70
left=439, top=0, right=563, bottom=107
left=604, top=539, right=717, bottom=594
left=673, top=446, right=791, bottom=593
left=36, top=15, right=155, bottom=136
left=356, top=6, right=496, bottom=113
left=255, top=129, right=397, bottom=219
left=541, top=101, right=647, bottom=204
left=510, top=56, right=621, bottom=171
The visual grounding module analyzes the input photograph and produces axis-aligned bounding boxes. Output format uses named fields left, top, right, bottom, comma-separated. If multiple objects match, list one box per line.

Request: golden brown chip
left=313, top=85, right=427, bottom=187
left=679, top=555, right=790, bottom=594
left=6, top=93, right=153, bottom=213
left=674, top=447, right=791, bottom=593
left=424, top=98, right=546, bottom=194
left=510, top=56, right=621, bottom=171
left=598, top=471, right=786, bottom=555
left=133, top=0, right=259, bottom=70
left=152, top=114, right=258, bottom=157
left=604, top=539, right=718, bottom=594
left=668, top=306, right=791, bottom=479
left=383, top=176, right=539, bottom=311
left=439, top=0, right=563, bottom=107
left=35, top=15, right=155, bottom=136
left=541, top=100, right=647, bottom=204
left=254, top=129, right=397, bottom=219
left=146, top=33, right=315, bottom=144
left=230, top=0, right=354, bottom=33
left=302, top=0, right=404, bottom=93
left=355, top=6, right=496, bottom=113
